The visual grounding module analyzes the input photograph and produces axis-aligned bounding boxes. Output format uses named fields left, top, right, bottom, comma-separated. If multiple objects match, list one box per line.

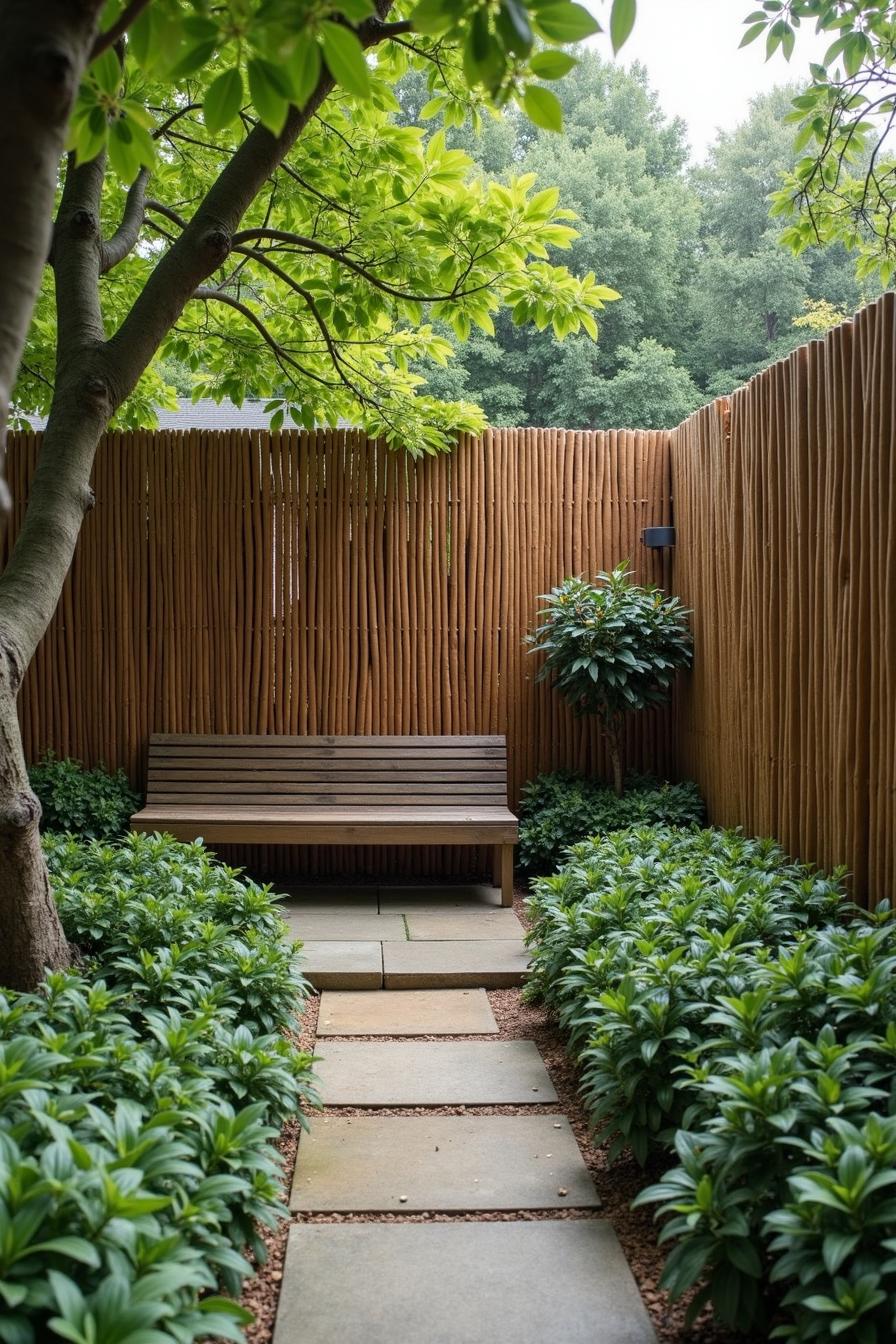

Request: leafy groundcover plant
left=517, top=770, right=704, bottom=875
left=0, top=831, right=317, bottom=1344
left=27, top=753, right=142, bottom=842
left=526, top=826, right=896, bottom=1339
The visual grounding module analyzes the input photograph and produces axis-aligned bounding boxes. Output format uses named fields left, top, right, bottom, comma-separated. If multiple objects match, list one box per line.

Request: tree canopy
left=412, top=58, right=885, bottom=427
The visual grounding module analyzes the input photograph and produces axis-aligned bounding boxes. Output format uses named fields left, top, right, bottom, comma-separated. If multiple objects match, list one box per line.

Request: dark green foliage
left=517, top=770, right=704, bottom=875
left=529, top=567, right=693, bottom=721
left=529, top=566, right=692, bottom=794
left=0, top=832, right=317, bottom=1344
left=28, top=752, right=142, bottom=841
left=526, top=823, right=896, bottom=1338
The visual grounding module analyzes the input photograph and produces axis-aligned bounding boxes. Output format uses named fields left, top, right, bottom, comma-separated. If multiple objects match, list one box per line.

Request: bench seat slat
left=150, top=774, right=507, bottom=784
left=150, top=733, right=506, bottom=748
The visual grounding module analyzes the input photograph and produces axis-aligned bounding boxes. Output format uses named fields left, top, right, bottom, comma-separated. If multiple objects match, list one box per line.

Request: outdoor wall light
left=641, top=526, right=676, bottom=547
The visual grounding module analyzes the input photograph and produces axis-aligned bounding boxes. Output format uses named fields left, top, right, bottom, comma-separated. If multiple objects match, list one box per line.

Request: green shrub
left=517, top=771, right=704, bottom=874
left=528, top=566, right=692, bottom=793
left=28, top=752, right=142, bottom=841
left=635, top=917, right=896, bottom=1337
left=526, top=822, right=896, bottom=1339
left=0, top=832, right=317, bottom=1344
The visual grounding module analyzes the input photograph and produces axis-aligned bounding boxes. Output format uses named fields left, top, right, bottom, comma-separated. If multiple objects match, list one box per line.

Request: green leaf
left=247, top=58, right=290, bottom=135
left=523, top=85, right=563, bottom=132
left=610, top=0, right=636, bottom=53
left=337, top=0, right=376, bottom=19
left=90, top=47, right=122, bottom=97
left=533, top=2, right=600, bottom=42
left=168, top=18, right=219, bottom=80
left=107, top=115, right=153, bottom=183
left=529, top=50, right=577, bottom=79
left=739, top=21, right=766, bottom=48
left=320, top=22, right=371, bottom=98
left=204, top=67, right=244, bottom=134
left=411, top=0, right=457, bottom=37
left=496, top=0, right=534, bottom=56
left=289, top=37, right=322, bottom=107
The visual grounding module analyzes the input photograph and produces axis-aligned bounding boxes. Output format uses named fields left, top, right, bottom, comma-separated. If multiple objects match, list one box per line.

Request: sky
left=584, top=0, right=831, bottom=160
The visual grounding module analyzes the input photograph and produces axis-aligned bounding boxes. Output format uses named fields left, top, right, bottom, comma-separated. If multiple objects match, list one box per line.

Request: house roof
left=20, top=398, right=353, bottom=432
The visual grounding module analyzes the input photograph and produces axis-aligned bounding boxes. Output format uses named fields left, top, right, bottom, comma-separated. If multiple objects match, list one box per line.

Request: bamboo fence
left=670, top=291, right=896, bottom=907
left=2, top=426, right=673, bottom=878
left=4, top=294, right=893, bottom=896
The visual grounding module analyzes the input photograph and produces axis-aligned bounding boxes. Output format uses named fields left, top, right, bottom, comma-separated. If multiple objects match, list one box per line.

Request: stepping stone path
left=276, top=1222, right=655, bottom=1344
left=283, top=885, right=529, bottom=989
left=316, top=987, right=498, bottom=1035
left=314, top=1040, right=557, bottom=1105
left=274, top=887, right=656, bottom=1343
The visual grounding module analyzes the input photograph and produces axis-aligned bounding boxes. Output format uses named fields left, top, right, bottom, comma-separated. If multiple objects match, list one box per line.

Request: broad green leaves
left=523, top=85, right=563, bottom=131
left=739, top=2, right=896, bottom=281
left=70, top=0, right=642, bottom=177
left=320, top=22, right=371, bottom=99
left=204, top=68, right=245, bottom=134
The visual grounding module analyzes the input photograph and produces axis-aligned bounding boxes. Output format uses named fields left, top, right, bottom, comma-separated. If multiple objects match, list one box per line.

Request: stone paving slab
left=314, top=1040, right=557, bottom=1105
left=278, top=896, right=379, bottom=917
left=379, top=883, right=501, bottom=911
left=405, top=907, right=524, bottom=940
left=279, top=883, right=379, bottom=901
left=290, top=1115, right=598, bottom=1211
left=300, top=942, right=382, bottom=989
left=317, top=988, right=499, bottom=1036
left=274, top=1220, right=655, bottom=1344
left=382, top=939, right=529, bottom=988
left=281, top=908, right=406, bottom=942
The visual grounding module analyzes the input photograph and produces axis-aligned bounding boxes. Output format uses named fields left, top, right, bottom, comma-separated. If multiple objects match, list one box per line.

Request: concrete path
left=281, top=884, right=529, bottom=989
left=274, top=966, right=656, bottom=1343
left=276, top=1221, right=656, bottom=1344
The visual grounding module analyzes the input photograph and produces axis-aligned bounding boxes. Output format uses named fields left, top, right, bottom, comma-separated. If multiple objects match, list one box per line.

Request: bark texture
left=0, top=0, right=103, bottom=513
left=0, top=647, right=68, bottom=986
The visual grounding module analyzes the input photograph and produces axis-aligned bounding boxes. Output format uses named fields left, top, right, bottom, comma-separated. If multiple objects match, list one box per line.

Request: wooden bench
left=130, top=734, right=519, bottom=906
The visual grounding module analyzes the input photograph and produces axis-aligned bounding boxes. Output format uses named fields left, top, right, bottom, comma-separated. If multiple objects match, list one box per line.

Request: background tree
left=414, top=61, right=881, bottom=423
left=415, top=49, right=703, bottom=424
left=0, top=0, right=634, bottom=990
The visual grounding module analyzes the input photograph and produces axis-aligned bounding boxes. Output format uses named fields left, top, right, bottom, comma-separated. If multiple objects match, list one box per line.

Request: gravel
left=230, top=887, right=740, bottom=1344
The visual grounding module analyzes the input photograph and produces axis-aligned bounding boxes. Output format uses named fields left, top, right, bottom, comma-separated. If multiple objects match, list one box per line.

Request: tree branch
left=145, top=199, right=189, bottom=231
left=100, top=166, right=149, bottom=273
left=232, top=244, right=370, bottom=400
left=52, top=153, right=107, bottom=359
left=191, top=287, right=343, bottom=390
left=232, top=226, right=494, bottom=304
left=105, top=0, right=400, bottom=402
left=89, top=0, right=152, bottom=60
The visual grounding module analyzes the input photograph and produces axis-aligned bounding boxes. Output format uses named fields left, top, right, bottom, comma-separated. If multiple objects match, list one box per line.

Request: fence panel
left=671, top=292, right=896, bottom=905
left=3, top=426, right=673, bottom=878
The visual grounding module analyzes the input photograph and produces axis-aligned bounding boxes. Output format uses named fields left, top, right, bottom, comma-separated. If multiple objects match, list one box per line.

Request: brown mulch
left=235, top=888, right=742, bottom=1344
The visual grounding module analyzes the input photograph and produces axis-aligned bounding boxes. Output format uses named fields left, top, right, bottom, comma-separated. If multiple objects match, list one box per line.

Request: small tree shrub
left=528, top=565, right=693, bottom=794
left=0, top=832, right=317, bottom=1343
left=525, top=825, right=896, bottom=1339
left=28, top=752, right=142, bottom=841
left=517, top=770, right=704, bottom=874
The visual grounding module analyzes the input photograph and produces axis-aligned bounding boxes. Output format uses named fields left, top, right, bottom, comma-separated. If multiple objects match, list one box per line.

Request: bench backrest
left=145, top=734, right=509, bottom=808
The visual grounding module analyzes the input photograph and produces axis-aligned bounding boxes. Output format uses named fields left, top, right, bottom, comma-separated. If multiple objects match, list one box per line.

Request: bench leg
left=492, top=844, right=515, bottom=908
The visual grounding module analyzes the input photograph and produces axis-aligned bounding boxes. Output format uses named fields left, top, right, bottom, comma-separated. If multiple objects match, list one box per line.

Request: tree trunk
left=605, top=718, right=624, bottom=797
left=0, top=3, right=395, bottom=991
left=0, top=645, right=68, bottom=987
left=0, top=1, right=103, bottom=511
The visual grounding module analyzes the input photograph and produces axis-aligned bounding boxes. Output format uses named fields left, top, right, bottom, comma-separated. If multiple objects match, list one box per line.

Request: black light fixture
left=641, top=525, right=676, bottom=548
